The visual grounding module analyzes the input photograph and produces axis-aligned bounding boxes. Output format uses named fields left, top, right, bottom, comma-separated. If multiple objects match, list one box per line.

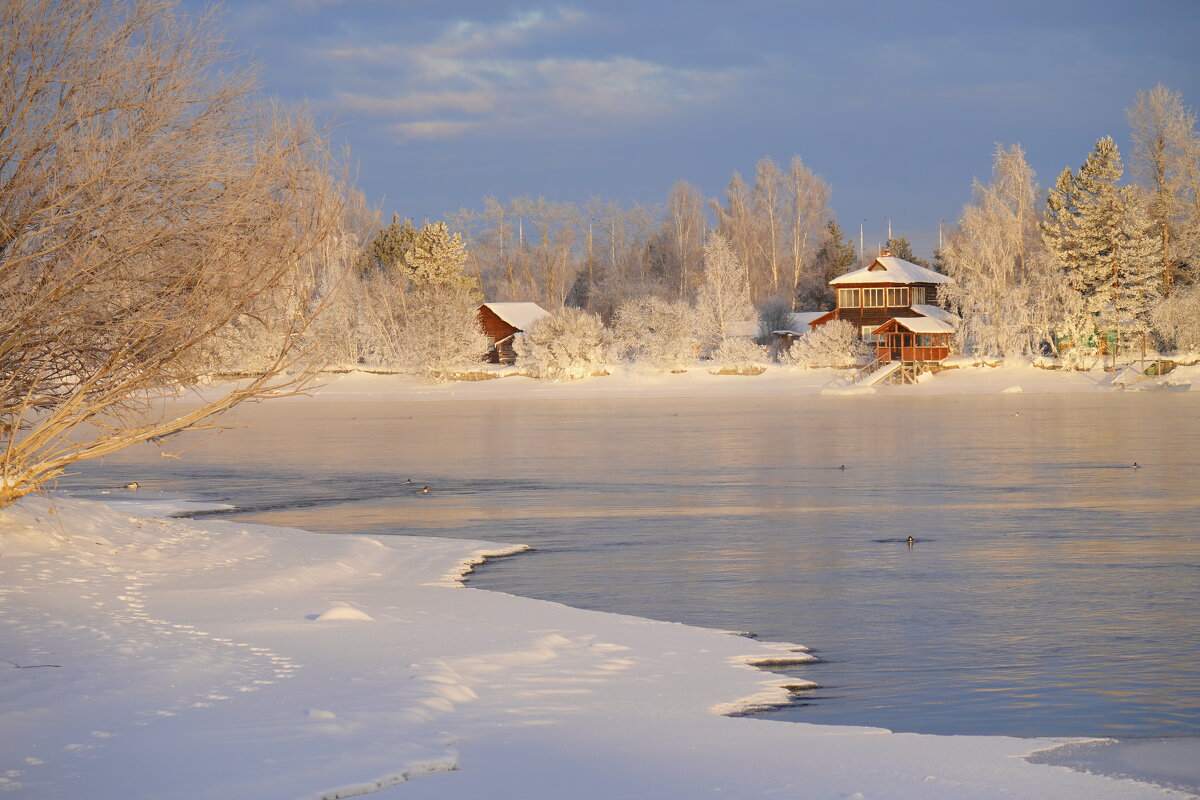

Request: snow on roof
left=879, top=316, right=956, bottom=334
left=771, top=311, right=826, bottom=335
left=911, top=304, right=960, bottom=324
left=829, top=256, right=951, bottom=286
left=481, top=302, right=552, bottom=331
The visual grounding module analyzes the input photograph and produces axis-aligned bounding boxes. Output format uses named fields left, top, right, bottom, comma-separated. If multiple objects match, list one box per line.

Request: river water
left=64, top=391, right=1200, bottom=739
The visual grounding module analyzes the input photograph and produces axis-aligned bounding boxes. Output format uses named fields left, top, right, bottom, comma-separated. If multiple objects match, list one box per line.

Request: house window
left=863, top=288, right=885, bottom=307
left=860, top=324, right=879, bottom=344
left=887, top=287, right=909, bottom=307
left=837, top=288, right=860, bottom=308
left=911, top=286, right=926, bottom=305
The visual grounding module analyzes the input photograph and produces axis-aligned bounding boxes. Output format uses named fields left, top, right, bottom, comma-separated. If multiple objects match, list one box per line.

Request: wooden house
left=478, top=302, right=551, bottom=363
left=810, top=254, right=952, bottom=343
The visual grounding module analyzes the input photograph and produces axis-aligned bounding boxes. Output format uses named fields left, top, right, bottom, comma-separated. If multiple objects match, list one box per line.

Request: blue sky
left=205, top=0, right=1200, bottom=258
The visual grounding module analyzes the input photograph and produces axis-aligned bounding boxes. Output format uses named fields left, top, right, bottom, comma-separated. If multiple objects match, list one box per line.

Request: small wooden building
left=872, top=317, right=954, bottom=364
left=478, top=302, right=551, bottom=363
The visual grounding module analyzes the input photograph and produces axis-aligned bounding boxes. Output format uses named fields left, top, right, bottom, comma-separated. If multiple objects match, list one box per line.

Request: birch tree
left=695, top=232, right=754, bottom=356
left=0, top=0, right=349, bottom=508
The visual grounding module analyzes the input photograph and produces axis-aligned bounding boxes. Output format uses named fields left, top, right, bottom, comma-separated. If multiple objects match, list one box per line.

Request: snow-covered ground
left=2, top=494, right=1194, bottom=800
left=270, top=357, right=1192, bottom=404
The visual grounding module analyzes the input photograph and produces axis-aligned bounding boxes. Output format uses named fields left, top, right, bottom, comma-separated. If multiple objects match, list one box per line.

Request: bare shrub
left=0, top=0, right=349, bottom=507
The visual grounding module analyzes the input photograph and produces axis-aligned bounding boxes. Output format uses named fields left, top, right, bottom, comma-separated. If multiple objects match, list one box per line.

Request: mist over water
left=65, top=392, right=1200, bottom=738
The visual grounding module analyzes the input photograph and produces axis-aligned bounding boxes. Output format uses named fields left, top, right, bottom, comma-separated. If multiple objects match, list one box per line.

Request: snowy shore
left=264, top=357, right=1199, bottom=404
left=2, top=494, right=1193, bottom=800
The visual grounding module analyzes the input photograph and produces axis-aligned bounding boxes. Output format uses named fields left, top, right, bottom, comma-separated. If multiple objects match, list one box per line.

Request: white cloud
left=316, top=8, right=748, bottom=142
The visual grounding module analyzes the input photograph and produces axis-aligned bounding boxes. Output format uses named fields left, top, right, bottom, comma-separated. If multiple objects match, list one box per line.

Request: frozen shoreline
left=219, top=358, right=1199, bottom=405
left=2, top=495, right=1194, bottom=799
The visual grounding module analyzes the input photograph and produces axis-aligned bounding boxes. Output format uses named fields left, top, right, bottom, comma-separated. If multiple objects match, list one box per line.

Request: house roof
left=876, top=316, right=956, bottom=334
left=480, top=302, right=551, bottom=331
left=771, top=311, right=827, bottom=335
left=911, top=304, right=959, bottom=324
left=829, top=256, right=951, bottom=286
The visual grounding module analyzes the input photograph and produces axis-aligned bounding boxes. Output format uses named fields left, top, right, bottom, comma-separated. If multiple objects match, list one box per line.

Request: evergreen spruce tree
left=1073, top=136, right=1126, bottom=314
left=815, top=219, right=858, bottom=277
left=1043, top=167, right=1085, bottom=291
left=1113, top=186, right=1163, bottom=344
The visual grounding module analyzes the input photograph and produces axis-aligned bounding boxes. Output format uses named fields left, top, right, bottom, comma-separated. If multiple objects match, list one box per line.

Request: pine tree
left=404, top=221, right=480, bottom=293
left=1043, top=167, right=1085, bottom=290
left=801, top=219, right=856, bottom=309
left=884, top=236, right=931, bottom=268
left=358, top=214, right=416, bottom=277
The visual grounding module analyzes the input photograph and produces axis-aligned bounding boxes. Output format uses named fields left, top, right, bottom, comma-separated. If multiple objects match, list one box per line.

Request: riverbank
left=2, top=495, right=1192, bottom=799
left=260, top=357, right=1199, bottom=404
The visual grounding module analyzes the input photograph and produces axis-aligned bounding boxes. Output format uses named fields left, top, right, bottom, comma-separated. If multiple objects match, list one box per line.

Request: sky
left=198, top=0, right=1200, bottom=259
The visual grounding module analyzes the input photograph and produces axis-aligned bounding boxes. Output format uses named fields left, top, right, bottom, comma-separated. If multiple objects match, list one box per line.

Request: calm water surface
left=65, top=392, right=1200, bottom=739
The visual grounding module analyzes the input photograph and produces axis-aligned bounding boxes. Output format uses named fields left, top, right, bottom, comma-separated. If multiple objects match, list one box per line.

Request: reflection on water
left=63, top=392, right=1200, bottom=738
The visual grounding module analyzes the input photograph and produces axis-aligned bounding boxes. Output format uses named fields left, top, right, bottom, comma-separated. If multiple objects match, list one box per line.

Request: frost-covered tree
left=0, top=0, right=350, bottom=507
left=785, top=157, right=832, bottom=307
left=1126, top=85, right=1200, bottom=288
left=405, top=221, right=477, bottom=291
left=778, top=320, right=868, bottom=368
left=1113, top=186, right=1163, bottom=349
left=942, top=144, right=1062, bottom=357
left=695, top=232, right=755, bottom=356
left=1044, top=137, right=1168, bottom=357
left=1152, top=284, right=1200, bottom=352
left=361, top=221, right=488, bottom=378
left=611, top=297, right=697, bottom=371
left=357, top=214, right=416, bottom=277
left=515, top=308, right=610, bottom=380
left=803, top=219, right=857, bottom=309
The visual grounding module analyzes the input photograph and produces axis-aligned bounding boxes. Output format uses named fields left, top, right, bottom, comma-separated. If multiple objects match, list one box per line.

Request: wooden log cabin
left=807, top=252, right=957, bottom=364
left=477, top=302, right=551, bottom=364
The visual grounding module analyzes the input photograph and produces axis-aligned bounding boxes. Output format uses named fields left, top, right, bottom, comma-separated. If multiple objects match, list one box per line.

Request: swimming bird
left=1132, top=462, right=1140, bottom=469
left=839, top=465, right=846, bottom=470
left=906, top=536, right=914, bottom=548
left=415, top=485, right=430, bottom=494
left=404, top=478, right=413, bottom=484
left=123, top=482, right=139, bottom=490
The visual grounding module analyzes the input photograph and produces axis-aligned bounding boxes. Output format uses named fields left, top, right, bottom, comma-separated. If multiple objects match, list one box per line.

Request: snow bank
left=1, top=497, right=1188, bottom=799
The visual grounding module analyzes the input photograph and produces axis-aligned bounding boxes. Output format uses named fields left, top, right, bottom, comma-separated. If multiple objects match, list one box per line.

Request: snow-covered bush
left=1152, top=284, right=1200, bottom=353
left=778, top=319, right=868, bottom=368
left=515, top=307, right=610, bottom=380
left=611, top=296, right=697, bottom=371
left=709, top=337, right=769, bottom=373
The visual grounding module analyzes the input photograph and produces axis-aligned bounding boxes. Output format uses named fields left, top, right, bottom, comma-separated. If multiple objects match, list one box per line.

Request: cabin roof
left=911, top=304, right=959, bottom=324
left=771, top=311, right=827, bottom=335
left=480, top=302, right=551, bottom=331
left=829, top=256, right=951, bottom=286
left=876, top=316, right=955, bottom=334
